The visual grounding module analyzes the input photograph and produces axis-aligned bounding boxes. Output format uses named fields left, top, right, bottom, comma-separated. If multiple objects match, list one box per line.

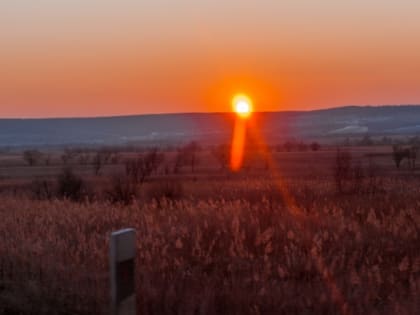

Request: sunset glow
left=1, top=1, right=420, bottom=117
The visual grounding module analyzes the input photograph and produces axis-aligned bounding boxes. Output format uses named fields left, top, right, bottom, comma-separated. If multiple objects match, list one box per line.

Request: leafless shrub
left=125, top=148, right=164, bottom=183
left=392, top=145, right=417, bottom=169
left=106, top=175, right=137, bottom=205
left=57, top=167, right=86, bottom=202
left=30, top=178, right=54, bottom=200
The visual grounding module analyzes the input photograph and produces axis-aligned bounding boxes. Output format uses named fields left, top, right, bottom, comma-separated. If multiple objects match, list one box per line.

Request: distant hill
left=1, top=105, right=420, bottom=148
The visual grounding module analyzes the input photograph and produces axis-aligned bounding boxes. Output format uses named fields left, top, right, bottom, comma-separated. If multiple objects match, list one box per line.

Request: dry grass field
left=0, top=145, right=419, bottom=314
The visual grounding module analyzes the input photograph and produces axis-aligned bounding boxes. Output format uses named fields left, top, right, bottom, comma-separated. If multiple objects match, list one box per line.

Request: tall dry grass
left=0, top=178, right=419, bottom=314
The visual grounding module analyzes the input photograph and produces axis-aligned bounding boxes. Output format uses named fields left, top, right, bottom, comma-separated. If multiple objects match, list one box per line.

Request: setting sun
left=232, top=94, right=253, bottom=118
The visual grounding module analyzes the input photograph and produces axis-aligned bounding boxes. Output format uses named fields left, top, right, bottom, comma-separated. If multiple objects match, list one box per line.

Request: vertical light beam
left=230, top=118, right=247, bottom=171
left=230, top=94, right=252, bottom=171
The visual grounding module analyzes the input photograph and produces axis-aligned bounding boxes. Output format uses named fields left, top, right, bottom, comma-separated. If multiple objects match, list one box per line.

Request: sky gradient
left=1, top=0, right=420, bottom=118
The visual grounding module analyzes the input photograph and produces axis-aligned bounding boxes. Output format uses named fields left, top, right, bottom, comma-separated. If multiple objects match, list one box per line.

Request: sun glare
left=230, top=93, right=253, bottom=171
left=232, top=94, right=253, bottom=118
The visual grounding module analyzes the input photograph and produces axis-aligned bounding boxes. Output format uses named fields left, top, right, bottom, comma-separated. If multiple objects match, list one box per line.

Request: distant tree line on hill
left=339, top=134, right=420, bottom=146
left=274, top=141, right=321, bottom=152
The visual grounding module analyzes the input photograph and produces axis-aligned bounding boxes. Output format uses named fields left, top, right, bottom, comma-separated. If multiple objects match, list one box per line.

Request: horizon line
left=1, top=104, right=419, bottom=120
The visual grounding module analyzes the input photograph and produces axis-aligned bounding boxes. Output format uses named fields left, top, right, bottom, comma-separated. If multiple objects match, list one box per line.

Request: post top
left=111, top=228, right=135, bottom=237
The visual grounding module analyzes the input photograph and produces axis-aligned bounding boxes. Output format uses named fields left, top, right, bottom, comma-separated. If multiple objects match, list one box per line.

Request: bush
left=310, top=142, right=320, bottom=151
left=106, top=175, right=138, bottom=205
left=30, top=178, right=54, bottom=200
left=392, top=145, right=417, bottom=169
left=57, top=168, right=86, bottom=202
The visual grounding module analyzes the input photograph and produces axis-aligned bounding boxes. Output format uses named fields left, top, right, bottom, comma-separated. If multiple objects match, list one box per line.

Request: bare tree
left=92, top=153, right=103, bottom=175
left=174, top=141, right=201, bottom=173
left=92, top=149, right=115, bottom=175
left=125, top=148, right=164, bottom=184
left=61, top=148, right=79, bottom=165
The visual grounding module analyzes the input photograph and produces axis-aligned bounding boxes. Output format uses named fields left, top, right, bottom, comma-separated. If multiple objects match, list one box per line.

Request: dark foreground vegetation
left=0, top=142, right=419, bottom=315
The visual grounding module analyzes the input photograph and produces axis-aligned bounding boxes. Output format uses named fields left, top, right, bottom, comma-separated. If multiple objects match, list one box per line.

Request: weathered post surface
left=110, top=228, right=136, bottom=315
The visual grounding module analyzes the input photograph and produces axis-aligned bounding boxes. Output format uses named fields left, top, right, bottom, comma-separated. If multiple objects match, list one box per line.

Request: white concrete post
left=110, top=228, right=136, bottom=315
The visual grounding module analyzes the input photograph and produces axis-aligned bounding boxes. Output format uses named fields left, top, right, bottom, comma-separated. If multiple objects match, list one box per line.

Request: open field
left=3, top=0, right=420, bottom=313
left=0, top=145, right=419, bottom=314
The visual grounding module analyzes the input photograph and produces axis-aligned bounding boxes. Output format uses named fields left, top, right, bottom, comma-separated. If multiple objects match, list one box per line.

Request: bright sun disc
left=232, top=94, right=253, bottom=118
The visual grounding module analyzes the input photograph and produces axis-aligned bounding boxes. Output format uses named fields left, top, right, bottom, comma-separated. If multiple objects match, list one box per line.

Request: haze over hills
left=1, top=105, right=419, bottom=148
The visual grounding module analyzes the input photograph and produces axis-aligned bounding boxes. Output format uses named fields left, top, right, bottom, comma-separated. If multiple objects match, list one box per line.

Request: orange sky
left=1, top=1, right=420, bottom=118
